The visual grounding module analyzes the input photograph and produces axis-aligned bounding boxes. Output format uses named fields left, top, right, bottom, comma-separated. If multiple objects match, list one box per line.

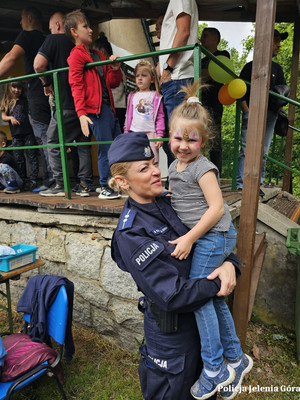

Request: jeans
left=236, top=109, right=278, bottom=189
left=88, top=104, right=121, bottom=186
left=12, top=134, right=39, bottom=183
left=29, top=115, right=53, bottom=185
left=189, top=223, right=242, bottom=370
left=47, top=109, right=93, bottom=185
left=161, top=78, right=194, bottom=120
left=0, top=163, right=23, bottom=188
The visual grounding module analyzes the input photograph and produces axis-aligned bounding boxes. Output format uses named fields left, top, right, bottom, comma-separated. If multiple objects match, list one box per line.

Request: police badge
left=144, top=146, right=152, bottom=158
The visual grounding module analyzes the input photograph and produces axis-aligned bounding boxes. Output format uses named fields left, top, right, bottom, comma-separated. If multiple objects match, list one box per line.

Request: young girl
left=0, top=81, right=39, bottom=191
left=124, top=59, right=165, bottom=161
left=168, top=81, right=253, bottom=400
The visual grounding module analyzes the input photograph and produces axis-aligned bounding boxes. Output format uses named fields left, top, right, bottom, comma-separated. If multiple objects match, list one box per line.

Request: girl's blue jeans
left=189, top=222, right=243, bottom=371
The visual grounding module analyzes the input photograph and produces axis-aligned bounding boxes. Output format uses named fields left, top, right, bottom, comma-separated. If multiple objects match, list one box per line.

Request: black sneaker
left=39, top=184, right=65, bottom=197
left=98, top=186, right=121, bottom=200
left=76, top=183, right=90, bottom=197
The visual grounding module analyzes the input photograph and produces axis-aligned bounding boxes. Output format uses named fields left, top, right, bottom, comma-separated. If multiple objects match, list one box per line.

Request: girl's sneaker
left=191, top=362, right=235, bottom=400
left=220, top=354, right=253, bottom=399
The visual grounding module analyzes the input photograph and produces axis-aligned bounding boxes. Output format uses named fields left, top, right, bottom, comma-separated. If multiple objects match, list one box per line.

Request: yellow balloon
left=228, top=79, right=247, bottom=99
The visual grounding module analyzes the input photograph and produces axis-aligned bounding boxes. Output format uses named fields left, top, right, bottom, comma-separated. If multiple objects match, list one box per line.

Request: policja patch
left=132, top=241, right=164, bottom=270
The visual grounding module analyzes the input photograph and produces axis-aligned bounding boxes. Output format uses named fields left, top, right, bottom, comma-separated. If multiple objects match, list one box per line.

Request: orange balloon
left=218, top=84, right=236, bottom=106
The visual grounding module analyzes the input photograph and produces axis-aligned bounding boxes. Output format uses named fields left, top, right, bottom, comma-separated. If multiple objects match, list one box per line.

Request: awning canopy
left=0, top=0, right=299, bottom=43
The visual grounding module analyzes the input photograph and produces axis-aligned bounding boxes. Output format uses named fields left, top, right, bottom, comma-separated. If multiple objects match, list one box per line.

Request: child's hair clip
left=187, top=96, right=202, bottom=104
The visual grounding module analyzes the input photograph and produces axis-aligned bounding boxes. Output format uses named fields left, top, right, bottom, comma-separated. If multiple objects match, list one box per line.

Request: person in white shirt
left=159, top=0, right=198, bottom=119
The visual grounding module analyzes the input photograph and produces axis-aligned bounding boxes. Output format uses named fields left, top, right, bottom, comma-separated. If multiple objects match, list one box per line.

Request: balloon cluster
left=208, top=56, right=247, bottom=106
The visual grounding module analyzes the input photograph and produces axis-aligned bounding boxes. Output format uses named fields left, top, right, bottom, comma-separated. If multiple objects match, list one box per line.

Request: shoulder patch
left=118, top=208, right=136, bottom=230
left=132, top=241, right=164, bottom=271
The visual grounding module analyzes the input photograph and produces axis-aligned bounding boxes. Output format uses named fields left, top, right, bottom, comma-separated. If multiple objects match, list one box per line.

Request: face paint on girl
left=170, top=119, right=203, bottom=165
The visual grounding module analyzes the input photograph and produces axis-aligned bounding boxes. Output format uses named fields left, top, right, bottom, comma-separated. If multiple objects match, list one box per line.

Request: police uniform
left=109, top=132, right=240, bottom=400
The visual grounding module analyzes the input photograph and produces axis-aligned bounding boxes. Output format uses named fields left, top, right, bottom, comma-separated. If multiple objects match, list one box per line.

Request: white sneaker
left=98, top=186, right=121, bottom=200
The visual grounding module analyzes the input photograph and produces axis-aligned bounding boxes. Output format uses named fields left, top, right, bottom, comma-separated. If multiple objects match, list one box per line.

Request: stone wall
left=0, top=207, right=143, bottom=352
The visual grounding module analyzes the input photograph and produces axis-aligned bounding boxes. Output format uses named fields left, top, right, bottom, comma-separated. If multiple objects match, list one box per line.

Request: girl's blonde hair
left=109, top=161, right=132, bottom=193
left=134, top=59, right=159, bottom=92
left=0, top=80, right=25, bottom=114
left=169, top=80, right=215, bottom=151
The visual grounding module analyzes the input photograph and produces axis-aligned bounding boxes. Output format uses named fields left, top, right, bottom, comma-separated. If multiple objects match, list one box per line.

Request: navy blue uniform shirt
left=112, top=194, right=240, bottom=313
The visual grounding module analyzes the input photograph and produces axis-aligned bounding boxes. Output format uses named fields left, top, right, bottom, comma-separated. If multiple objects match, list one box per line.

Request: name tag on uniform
left=151, top=225, right=170, bottom=236
left=132, top=241, right=164, bottom=270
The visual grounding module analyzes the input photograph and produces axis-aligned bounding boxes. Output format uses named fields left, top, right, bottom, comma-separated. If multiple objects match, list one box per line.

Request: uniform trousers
left=139, top=304, right=217, bottom=400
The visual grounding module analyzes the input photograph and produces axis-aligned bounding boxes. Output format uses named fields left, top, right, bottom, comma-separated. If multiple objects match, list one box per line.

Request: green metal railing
left=0, top=43, right=299, bottom=198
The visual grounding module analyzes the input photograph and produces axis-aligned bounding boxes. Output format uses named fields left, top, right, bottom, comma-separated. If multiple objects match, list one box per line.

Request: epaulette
left=118, top=208, right=137, bottom=230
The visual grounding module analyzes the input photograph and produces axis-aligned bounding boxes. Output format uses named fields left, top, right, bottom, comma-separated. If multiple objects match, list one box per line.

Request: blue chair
left=0, top=285, right=68, bottom=400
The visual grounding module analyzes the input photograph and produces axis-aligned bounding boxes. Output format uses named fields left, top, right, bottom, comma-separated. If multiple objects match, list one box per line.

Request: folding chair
left=0, top=285, right=68, bottom=400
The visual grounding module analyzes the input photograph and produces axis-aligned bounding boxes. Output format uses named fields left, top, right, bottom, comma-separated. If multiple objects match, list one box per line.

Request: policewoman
left=109, top=132, right=240, bottom=400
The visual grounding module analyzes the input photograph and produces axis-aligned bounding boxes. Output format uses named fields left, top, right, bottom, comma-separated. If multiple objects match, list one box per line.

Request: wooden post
left=282, top=19, right=300, bottom=193
left=232, top=0, right=276, bottom=348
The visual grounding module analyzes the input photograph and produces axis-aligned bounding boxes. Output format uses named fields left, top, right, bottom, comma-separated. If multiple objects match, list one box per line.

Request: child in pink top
left=124, top=60, right=165, bottom=161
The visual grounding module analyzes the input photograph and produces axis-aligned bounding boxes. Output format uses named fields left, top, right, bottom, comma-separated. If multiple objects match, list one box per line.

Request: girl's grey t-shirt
left=169, top=156, right=232, bottom=231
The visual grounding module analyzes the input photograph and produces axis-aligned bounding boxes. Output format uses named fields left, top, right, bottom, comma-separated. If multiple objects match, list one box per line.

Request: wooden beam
left=232, top=0, right=276, bottom=349
left=282, top=19, right=300, bottom=193
left=247, top=233, right=267, bottom=321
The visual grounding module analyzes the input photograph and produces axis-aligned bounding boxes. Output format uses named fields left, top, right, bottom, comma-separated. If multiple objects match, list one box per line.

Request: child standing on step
left=65, top=9, right=122, bottom=200
left=0, top=81, right=39, bottom=191
left=168, top=80, right=253, bottom=400
left=124, top=59, right=165, bottom=161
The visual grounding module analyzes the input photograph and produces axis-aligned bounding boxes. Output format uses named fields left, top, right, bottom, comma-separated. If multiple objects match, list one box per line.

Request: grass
left=0, top=302, right=299, bottom=399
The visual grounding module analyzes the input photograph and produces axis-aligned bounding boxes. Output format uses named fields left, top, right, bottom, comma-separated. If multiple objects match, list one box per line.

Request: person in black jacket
left=200, top=27, right=230, bottom=176
left=236, top=29, right=288, bottom=194
left=0, top=131, right=23, bottom=193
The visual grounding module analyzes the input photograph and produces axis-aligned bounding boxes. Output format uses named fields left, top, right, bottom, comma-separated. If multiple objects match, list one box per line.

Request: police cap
left=108, top=132, right=154, bottom=167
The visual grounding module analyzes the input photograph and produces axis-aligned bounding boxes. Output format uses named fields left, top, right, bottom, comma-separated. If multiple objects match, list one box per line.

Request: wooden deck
left=0, top=185, right=243, bottom=216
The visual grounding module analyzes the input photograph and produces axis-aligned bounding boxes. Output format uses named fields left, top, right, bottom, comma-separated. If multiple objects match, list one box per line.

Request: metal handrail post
left=269, top=134, right=276, bottom=183
left=232, top=100, right=241, bottom=190
left=193, top=43, right=201, bottom=99
left=52, top=72, right=71, bottom=199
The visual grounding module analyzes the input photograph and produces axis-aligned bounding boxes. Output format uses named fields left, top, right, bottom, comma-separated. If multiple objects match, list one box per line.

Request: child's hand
left=169, top=235, right=193, bottom=260
left=79, top=115, right=93, bottom=137
left=10, top=117, right=20, bottom=126
left=44, top=85, right=54, bottom=97
left=155, top=137, right=163, bottom=149
left=109, top=55, right=121, bottom=70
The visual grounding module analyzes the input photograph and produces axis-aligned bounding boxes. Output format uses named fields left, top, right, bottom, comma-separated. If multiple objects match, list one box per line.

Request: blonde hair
left=0, top=80, right=25, bottom=114
left=109, top=162, right=132, bottom=193
left=169, top=80, right=214, bottom=151
left=134, top=59, right=159, bottom=92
